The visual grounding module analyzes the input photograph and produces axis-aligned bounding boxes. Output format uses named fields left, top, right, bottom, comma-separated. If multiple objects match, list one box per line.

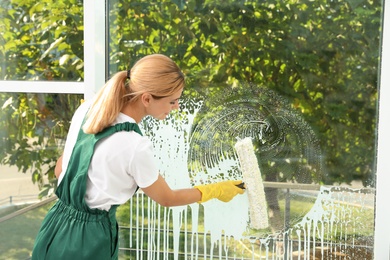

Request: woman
left=32, top=54, right=244, bottom=259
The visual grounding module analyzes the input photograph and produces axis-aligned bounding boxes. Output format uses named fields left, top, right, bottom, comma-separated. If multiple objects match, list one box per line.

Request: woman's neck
left=121, top=102, right=145, bottom=123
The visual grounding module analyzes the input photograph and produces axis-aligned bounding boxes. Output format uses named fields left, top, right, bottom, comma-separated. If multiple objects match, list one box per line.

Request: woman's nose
left=171, top=100, right=180, bottom=110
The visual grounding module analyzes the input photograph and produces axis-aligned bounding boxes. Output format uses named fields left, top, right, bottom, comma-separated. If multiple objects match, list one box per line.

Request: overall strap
left=96, top=122, right=143, bottom=139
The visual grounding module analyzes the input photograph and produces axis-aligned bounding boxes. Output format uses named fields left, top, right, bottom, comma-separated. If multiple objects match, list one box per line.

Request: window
left=107, top=1, right=386, bottom=259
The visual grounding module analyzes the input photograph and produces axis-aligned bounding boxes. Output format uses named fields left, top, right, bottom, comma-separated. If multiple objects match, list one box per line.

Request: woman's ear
left=141, top=93, right=152, bottom=107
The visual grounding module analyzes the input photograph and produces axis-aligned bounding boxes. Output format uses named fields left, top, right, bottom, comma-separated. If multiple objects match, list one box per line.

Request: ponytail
left=83, top=71, right=130, bottom=134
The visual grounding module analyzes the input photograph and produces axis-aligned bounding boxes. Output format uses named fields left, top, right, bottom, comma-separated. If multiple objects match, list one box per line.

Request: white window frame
left=0, top=81, right=84, bottom=94
left=374, top=0, right=390, bottom=258
left=83, top=0, right=106, bottom=99
left=0, top=0, right=388, bottom=258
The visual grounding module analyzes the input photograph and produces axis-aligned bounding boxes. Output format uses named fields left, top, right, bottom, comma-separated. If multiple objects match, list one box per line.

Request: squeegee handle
left=236, top=182, right=246, bottom=189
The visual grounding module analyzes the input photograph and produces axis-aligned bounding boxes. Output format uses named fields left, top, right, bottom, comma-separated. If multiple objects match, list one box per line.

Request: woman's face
left=146, top=88, right=183, bottom=120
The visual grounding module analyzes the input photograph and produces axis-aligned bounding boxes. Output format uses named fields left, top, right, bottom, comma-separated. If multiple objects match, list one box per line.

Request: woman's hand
left=194, top=180, right=245, bottom=203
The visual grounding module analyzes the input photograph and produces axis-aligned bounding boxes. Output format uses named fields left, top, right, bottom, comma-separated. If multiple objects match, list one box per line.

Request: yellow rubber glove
left=194, top=180, right=245, bottom=203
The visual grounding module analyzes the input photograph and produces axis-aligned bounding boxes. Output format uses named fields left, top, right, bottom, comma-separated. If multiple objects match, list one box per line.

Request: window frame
left=374, top=0, right=390, bottom=258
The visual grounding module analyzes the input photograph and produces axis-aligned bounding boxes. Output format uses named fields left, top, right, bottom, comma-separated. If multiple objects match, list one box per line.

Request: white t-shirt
left=58, top=100, right=159, bottom=211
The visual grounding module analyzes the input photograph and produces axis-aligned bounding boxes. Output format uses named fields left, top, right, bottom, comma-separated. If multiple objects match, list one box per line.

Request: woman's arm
left=142, top=175, right=245, bottom=207
left=141, top=175, right=202, bottom=207
left=54, top=155, right=63, bottom=179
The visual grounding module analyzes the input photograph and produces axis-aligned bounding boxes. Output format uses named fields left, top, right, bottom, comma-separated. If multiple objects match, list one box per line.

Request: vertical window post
left=83, top=0, right=106, bottom=99
left=374, top=0, right=390, bottom=258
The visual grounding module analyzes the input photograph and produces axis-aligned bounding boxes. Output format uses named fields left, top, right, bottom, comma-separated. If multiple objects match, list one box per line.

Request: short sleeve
left=129, top=138, right=159, bottom=188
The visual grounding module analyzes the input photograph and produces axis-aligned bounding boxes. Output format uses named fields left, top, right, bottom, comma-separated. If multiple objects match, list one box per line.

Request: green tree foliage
left=109, top=0, right=381, bottom=186
left=0, top=0, right=83, bottom=80
left=0, top=0, right=382, bottom=197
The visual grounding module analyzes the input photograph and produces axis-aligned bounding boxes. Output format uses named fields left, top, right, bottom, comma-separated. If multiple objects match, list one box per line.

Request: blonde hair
left=83, top=54, right=185, bottom=134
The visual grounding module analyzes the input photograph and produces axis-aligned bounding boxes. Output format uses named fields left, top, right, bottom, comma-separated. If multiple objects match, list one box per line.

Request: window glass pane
left=0, top=200, right=55, bottom=260
left=109, top=0, right=381, bottom=259
left=0, top=1, right=84, bottom=81
left=0, top=93, right=83, bottom=201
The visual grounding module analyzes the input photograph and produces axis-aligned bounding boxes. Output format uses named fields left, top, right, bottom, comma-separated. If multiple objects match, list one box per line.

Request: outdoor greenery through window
left=108, top=0, right=381, bottom=259
left=0, top=0, right=84, bottom=81
left=109, top=0, right=380, bottom=185
left=0, top=0, right=383, bottom=259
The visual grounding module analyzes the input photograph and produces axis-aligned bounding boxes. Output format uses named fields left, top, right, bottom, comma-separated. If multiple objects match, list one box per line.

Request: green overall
left=32, top=122, right=142, bottom=260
